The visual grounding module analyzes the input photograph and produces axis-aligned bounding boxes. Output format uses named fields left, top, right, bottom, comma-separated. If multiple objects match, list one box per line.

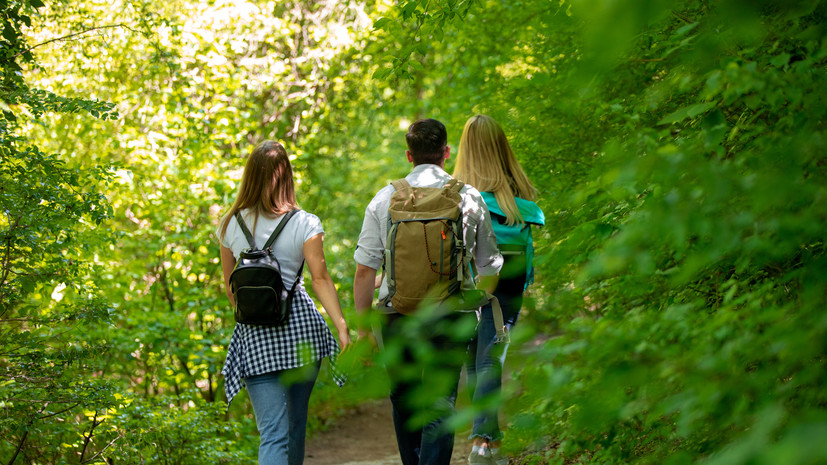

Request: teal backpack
left=480, top=192, right=545, bottom=287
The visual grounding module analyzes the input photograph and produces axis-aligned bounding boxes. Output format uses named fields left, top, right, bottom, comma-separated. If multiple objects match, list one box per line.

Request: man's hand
left=354, top=263, right=379, bottom=366
left=354, top=263, right=378, bottom=334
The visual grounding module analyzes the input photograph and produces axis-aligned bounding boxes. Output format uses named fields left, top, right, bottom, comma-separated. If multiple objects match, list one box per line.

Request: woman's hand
left=338, top=330, right=353, bottom=351
left=331, top=316, right=352, bottom=351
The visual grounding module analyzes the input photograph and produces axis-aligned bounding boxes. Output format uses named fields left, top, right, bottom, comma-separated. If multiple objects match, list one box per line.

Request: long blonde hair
left=219, top=141, right=298, bottom=240
left=453, top=115, right=537, bottom=225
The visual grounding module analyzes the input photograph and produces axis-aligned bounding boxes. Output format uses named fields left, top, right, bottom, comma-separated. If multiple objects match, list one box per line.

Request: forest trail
left=305, top=337, right=549, bottom=464
left=304, top=398, right=473, bottom=465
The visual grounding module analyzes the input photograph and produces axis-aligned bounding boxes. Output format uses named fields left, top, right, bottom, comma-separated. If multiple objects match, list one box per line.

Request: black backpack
left=229, top=209, right=303, bottom=326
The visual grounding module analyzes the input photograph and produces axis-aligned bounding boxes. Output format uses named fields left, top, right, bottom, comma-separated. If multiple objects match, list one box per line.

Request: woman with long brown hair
left=453, top=115, right=545, bottom=465
left=217, top=140, right=350, bottom=465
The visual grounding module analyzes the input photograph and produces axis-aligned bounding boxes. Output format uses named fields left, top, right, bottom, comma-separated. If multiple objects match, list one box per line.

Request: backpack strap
left=262, top=209, right=299, bottom=251
left=462, top=290, right=509, bottom=343
left=487, top=293, right=509, bottom=343
left=235, top=212, right=257, bottom=250
left=390, top=179, right=411, bottom=197
left=383, top=180, right=409, bottom=298
left=443, top=178, right=468, bottom=282
left=235, top=209, right=300, bottom=251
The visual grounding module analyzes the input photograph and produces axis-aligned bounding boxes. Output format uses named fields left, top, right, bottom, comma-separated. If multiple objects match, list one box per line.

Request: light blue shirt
left=354, top=164, right=504, bottom=313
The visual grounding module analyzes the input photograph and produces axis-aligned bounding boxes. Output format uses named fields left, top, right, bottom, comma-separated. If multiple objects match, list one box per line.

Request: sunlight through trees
left=2, top=0, right=825, bottom=463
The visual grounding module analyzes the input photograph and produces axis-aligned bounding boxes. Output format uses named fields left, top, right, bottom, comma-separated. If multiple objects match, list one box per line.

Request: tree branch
left=0, top=214, right=22, bottom=317
left=159, top=267, right=175, bottom=311
left=12, top=24, right=139, bottom=60
left=672, top=11, right=694, bottom=24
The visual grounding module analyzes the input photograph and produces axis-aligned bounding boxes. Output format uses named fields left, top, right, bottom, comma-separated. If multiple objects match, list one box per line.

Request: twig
left=36, top=402, right=82, bottom=420
left=81, top=434, right=121, bottom=464
left=414, top=0, right=432, bottom=40
left=79, top=410, right=104, bottom=463
left=7, top=429, right=28, bottom=465
left=672, top=11, right=694, bottom=24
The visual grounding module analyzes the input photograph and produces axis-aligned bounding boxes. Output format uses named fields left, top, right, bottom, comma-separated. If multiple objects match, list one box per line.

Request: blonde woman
left=217, top=141, right=350, bottom=465
left=453, top=115, right=545, bottom=465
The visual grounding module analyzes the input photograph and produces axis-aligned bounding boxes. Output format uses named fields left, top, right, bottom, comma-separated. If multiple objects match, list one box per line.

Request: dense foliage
left=497, top=2, right=827, bottom=464
left=1, top=1, right=120, bottom=462
left=2, top=0, right=824, bottom=463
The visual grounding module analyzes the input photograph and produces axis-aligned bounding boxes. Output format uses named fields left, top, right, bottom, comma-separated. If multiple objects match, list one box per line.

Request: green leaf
left=770, top=53, right=790, bottom=68
left=2, top=20, right=18, bottom=42
left=658, top=102, right=716, bottom=125
left=432, top=25, right=444, bottom=42
left=401, top=1, right=418, bottom=19
left=372, top=17, right=392, bottom=30
left=371, top=67, right=392, bottom=80
left=675, top=21, right=699, bottom=37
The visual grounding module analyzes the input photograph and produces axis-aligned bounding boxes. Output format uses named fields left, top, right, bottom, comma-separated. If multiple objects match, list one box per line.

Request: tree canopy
left=2, top=0, right=825, bottom=463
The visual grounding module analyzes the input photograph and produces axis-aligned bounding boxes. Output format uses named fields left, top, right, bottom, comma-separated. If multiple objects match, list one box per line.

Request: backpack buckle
left=495, top=326, right=510, bottom=344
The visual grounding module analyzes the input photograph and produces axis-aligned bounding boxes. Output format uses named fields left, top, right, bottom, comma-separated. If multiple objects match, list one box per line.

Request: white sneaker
left=468, top=444, right=492, bottom=465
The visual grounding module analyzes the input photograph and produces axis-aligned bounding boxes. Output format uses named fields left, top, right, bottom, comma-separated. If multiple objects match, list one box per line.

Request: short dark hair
left=405, top=118, right=447, bottom=165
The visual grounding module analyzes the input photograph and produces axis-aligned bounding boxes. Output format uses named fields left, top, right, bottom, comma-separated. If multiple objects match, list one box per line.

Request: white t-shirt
left=218, top=209, right=324, bottom=290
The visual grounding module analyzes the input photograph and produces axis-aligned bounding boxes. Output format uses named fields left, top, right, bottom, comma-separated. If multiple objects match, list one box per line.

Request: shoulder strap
left=390, top=178, right=411, bottom=194
left=262, top=209, right=300, bottom=250
left=289, top=260, right=305, bottom=294
left=235, top=211, right=257, bottom=250
left=445, top=178, right=464, bottom=193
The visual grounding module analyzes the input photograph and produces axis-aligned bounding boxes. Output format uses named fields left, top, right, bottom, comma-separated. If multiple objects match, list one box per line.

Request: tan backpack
left=381, top=178, right=468, bottom=314
left=380, top=178, right=509, bottom=341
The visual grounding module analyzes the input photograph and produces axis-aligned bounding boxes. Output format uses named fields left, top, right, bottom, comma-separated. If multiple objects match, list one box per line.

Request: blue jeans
left=467, top=253, right=526, bottom=442
left=382, top=310, right=475, bottom=465
left=243, top=361, right=320, bottom=465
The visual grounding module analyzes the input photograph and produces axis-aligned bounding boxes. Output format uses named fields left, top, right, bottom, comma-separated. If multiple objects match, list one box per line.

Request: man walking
left=354, top=118, right=503, bottom=465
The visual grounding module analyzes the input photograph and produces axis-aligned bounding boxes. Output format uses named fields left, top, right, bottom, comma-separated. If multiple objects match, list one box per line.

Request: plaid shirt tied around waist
left=222, top=290, right=345, bottom=404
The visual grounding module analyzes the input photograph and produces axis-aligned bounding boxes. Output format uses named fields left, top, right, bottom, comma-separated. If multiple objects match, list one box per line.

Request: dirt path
left=304, top=398, right=473, bottom=465
left=303, top=336, right=547, bottom=464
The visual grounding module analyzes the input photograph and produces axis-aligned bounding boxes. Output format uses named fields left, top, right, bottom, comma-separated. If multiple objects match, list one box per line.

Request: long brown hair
left=453, top=115, right=537, bottom=225
left=219, top=141, right=298, bottom=240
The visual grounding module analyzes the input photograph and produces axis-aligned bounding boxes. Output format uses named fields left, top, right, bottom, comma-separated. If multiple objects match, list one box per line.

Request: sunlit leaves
left=5, top=0, right=827, bottom=463
left=370, top=0, right=474, bottom=81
